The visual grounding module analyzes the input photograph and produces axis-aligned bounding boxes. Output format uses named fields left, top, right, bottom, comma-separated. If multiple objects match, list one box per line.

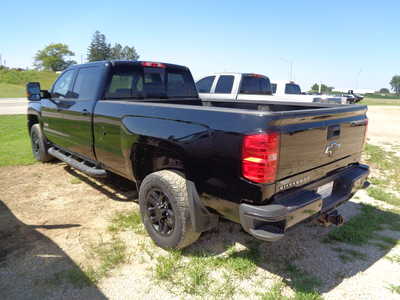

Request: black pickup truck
left=26, top=60, right=369, bottom=249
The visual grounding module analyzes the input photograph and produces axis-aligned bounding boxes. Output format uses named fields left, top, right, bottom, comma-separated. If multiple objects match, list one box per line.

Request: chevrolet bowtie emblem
left=325, top=142, right=341, bottom=157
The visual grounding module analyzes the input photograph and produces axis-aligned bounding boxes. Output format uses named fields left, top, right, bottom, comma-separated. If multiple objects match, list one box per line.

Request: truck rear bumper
left=239, top=164, right=369, bottom=242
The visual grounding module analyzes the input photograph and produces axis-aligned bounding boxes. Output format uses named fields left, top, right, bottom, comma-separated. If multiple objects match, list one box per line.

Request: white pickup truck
left=196, top=73, right=346, bottom=104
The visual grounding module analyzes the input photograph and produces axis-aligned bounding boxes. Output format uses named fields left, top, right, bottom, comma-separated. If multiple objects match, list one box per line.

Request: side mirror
left=26, top=82, right=41, bottom=101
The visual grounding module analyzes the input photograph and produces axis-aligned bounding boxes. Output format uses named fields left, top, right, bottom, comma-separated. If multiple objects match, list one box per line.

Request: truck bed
left=93, top=97, right=367, bottom=205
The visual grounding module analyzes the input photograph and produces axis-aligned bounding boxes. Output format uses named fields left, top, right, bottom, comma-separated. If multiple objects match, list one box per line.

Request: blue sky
left=1, top=0, right=399, bottom=91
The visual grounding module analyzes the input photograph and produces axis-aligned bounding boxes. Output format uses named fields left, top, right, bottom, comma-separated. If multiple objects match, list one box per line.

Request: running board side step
left=48, top=147, right=107, bottom=177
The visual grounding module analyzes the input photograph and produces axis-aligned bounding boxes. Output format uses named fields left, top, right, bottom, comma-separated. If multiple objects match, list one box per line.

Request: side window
left=105, top=70, right=143, bottom=99
left=196, top=76, right=215, bottom=93
left=215, top=75, right=234, bottom=94
left=72, top=67, right=101, bottom=100
left=52, top=70, right=75, bottom=98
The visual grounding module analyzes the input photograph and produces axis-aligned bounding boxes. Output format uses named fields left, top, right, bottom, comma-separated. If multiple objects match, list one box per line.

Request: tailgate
left=275, top=106, right=368, bottom=180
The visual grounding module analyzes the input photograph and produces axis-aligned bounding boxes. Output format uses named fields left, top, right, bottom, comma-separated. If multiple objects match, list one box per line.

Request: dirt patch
left=0, top=162, right=135, bottom=299
left=367, top=105, right=400, bottom=146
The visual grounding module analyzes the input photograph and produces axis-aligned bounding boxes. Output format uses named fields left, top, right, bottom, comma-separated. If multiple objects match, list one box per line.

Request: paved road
left=0, top=98, right=27, bottom=115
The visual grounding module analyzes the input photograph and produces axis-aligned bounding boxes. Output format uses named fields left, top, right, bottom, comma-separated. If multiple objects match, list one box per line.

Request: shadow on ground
left=0, top=200, right=107, bottom=299
left=182, top=200, right=399, bottom=294
left=64, top=166, right=137, bottom=202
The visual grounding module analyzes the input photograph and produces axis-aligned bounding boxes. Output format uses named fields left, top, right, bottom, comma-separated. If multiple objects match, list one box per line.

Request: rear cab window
left=239, top=74, right=272, bottom=95
left=215, top=75, right=234, bottom=94
left=105, top=63, right=198, bottom=100
left=285, top=83, right=301, bottom=94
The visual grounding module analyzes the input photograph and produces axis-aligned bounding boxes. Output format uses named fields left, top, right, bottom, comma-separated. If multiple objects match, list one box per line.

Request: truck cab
left=196, top=72, right=272, bottom=101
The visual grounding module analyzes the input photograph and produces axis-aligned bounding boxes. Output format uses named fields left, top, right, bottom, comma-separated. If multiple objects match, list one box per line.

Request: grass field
left=360, top=97, right=400, bottom=106
left=0, top=83, right=26, bottom=98
left=0, top=69, right=57, bottom=98
left=0, top=115, right=36, bottom=166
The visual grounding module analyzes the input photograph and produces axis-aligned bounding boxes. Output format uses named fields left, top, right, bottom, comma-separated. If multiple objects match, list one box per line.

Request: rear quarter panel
left=93, top=101, right=271, bottom=203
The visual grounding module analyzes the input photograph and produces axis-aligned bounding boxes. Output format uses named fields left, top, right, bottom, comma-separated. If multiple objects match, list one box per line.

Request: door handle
left=82, top=109, right=89, bottom=116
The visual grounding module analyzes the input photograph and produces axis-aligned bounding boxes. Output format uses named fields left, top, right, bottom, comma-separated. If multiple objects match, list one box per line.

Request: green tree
left=88, top=31, right=140, bottom=62
left=110, top=43, right=140, bottom=60
left=311, top=83, right=319, bottom=92
left=34, top=43, right=76, bottom=71
left=319, top=84, right=334, bottom=93
left=121, top=46, right=139, bottom=60
left=379, top=88, right=390, bottom=94
left=110, top=43, right=123, bottom=59
left=87, top=31, right=112, bottom=62
left=390, top=75, right=400, bottom=95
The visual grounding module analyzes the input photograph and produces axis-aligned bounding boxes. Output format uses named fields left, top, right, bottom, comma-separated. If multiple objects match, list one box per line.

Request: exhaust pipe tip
left=327, top=214, right=344, bottom=226
left=317, top=210, right=345, bottom=227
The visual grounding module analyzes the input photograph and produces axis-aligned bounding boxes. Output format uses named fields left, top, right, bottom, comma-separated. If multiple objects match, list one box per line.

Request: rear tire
left=30, top=124, right=53, bottom=162
left=139, top=170, right=200, bottom=249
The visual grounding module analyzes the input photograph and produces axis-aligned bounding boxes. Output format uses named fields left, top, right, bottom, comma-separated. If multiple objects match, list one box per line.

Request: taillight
left=141, top=61, right=166, bottom=68
left=242, top=132, right=280, bottom=183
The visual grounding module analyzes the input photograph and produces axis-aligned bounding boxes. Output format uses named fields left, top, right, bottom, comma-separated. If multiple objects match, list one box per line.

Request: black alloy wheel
left=146, top=188, right=175, bottom=236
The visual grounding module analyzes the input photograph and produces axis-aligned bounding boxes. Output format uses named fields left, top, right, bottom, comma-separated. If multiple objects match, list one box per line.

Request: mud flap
left=186, top=180, right=219, bottom=233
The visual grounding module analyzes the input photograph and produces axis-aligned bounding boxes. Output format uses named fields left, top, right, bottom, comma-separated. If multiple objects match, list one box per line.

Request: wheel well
left=28, top=114, right=39, bottom=132
left=132, top=144, right=185, bottom=187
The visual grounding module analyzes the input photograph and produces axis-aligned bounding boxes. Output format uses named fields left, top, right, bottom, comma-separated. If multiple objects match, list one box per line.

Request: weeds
left=331, top=247, right=367, bottom=263
left=50, top=267, right=95, bottom=288
left=386, top=254, right=400, bottom=263
left=153, top=244, right=260, bottom=296
left=284, top=262, right=322, bottom=295
left=213, top=272, right=237, bottom=298
left=389, top=284, right=400, bottom=294
left=182, top=256, right=212, bottom=295
left=367, top=187, right=400, bottom=207
left=323, top=204, right=400, bottom=246
left=154, top=250, right=182, bottom=281
left=108, top=210, right=146, bottom=234
left=213, top=246, right=260, bottom=278
left=85, top=237, right=128, bottom=283
left=69, top=177, right=82, bottom=184
left=368, top=177, right=386, bottom=186
left=259, top=280, right=323, bottom=300
left=364, top=143, right=400, bottom=192
left=259, top=282, right=287, bottom=300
